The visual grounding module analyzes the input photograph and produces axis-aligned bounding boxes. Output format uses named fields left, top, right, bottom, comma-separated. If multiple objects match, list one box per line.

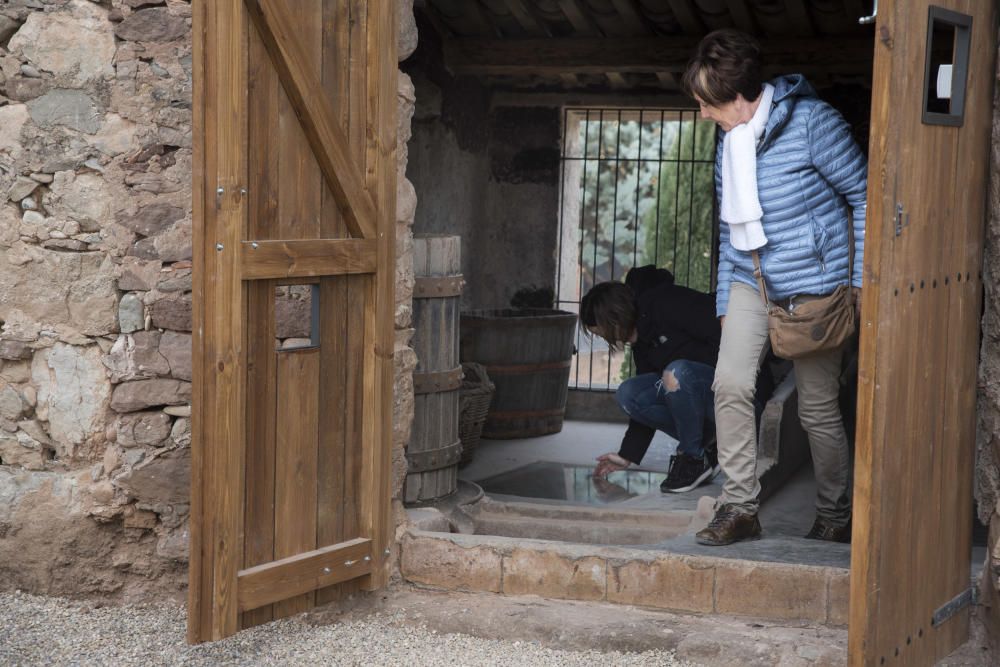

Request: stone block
left=714, top=561, right=829, bottom=622
left=828, top=571, right=850, bottom=626
left=114, top=447, right=190, bottom=506
left=115, top=411, right=172, bottom=448
left=607, top=556, right=714, bottom=613
left=503, top=548, right=606, bottom=601
left=27, top=89, right=102, bottom=134
left=115, top=8, right=188, bottom=42
left=118, top=293, right=144, bottom=333
left=31, top=343, right=111, bottom=451
left=159, top=331, right=191, bottom=381
left=111, top=378, right=191, bottom=413
left=0, top=385, right=26, bottom=421
left=0, top=242, right=119, bottom=337
left=124, top=507, right=158, bottom=530
left=118, top=203, right=184, bottom=238
left=8, top=1, right=115, bottom=86
left=118, top=257, right=162, bottom=291
left=150, top=294, right=191, bottom=332
left=401, top=534, right=502, bottom=593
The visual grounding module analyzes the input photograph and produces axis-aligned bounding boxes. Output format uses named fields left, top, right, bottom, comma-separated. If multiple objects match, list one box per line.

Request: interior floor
left=458, top=420, right=986, bottom=573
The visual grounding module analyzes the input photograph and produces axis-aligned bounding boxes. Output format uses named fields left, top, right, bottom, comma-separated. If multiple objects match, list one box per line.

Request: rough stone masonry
left=0, top=0, right=419, bottom=602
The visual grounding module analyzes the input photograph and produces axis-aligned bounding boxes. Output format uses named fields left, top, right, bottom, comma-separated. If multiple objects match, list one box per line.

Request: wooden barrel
left=405, top=235, right=464, bottom=504
left=460, top=308, right=577, bottom=439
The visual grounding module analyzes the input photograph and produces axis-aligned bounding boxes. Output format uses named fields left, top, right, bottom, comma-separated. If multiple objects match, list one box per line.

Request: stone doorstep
left=401, top=528, right=849, bottom=627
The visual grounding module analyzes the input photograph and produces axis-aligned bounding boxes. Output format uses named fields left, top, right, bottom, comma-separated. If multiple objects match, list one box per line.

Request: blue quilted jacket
left=714, top=75, right=867, bottom=317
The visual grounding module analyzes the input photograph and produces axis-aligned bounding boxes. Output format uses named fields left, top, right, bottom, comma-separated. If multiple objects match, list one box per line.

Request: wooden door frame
left=188, top=0, right=397, bottom=643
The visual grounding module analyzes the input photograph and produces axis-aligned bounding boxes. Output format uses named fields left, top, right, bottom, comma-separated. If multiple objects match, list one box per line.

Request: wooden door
left=851, top=1, right=997, bottom=664
left=188, top=0, right=396, bottom=642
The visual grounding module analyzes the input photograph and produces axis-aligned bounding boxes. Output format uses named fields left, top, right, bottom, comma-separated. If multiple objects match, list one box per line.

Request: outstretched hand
left=594, top=452, right=630, bottom=478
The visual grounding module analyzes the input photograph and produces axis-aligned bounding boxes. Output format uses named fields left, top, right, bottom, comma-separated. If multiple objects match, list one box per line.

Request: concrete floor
left=459, top=420, right=986, bottom=571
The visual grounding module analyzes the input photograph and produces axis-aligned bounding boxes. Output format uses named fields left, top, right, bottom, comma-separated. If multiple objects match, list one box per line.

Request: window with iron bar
left=555, top=108, right=718, bottom=392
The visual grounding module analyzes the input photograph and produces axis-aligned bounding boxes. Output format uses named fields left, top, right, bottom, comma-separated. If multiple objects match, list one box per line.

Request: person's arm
left=594, top=419, right=654, bottom=477
left=808, top=104, right=867, bottom=289
left=714, top=145, right=734, bottom=317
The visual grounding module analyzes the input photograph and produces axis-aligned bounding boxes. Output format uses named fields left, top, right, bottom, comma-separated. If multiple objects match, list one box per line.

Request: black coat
left=618, top=266, right=721, bottom=464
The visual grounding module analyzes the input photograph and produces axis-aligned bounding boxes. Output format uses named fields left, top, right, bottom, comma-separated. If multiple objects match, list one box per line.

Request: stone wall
left=976, top=33, right=1000, bottom=648
left=0, top=0, right=419, bottom=602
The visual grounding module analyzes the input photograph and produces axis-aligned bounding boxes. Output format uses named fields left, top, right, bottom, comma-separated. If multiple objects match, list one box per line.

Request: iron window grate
left=555, top=108, right=718, bottom=392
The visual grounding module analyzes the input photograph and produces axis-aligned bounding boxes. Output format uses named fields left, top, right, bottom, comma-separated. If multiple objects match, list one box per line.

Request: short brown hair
left=681, top=29, right=763, bottom=106
left=579, top=281, right=636, bottom=351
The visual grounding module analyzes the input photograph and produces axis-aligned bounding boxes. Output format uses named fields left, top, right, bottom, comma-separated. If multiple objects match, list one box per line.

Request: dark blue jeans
left=615, top=360, right=716, bottom=458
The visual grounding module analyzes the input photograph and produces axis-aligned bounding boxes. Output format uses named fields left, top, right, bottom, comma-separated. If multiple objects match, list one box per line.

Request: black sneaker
left=660, top=453, right=715, bottom=493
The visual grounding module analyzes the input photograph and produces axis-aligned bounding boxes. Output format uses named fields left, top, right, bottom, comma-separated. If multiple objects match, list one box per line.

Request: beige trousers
left=712, top=282, right=852, bottom=525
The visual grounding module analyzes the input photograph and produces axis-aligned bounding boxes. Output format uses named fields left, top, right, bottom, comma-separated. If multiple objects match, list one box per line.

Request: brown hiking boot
left=804, top=517, right=851, bottom=543
left=695, top=503, right=762, bottom=546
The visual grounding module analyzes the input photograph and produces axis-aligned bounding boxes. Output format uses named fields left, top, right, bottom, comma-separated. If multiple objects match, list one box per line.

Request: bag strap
left=750, top=249, right=771, bottom=313
left=749, top=218, right=857, bottom=312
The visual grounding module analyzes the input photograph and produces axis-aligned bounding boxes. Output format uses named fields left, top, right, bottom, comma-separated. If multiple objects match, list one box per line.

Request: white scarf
left=720, top=83, right=775, bottom=251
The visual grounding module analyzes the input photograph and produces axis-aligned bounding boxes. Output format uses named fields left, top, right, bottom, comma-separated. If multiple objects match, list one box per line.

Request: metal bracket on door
left=894, top=203, right=909, bottom=236
left=932, top=587, right=976, bottom=627
left=859, top=0, right=877, bottom=25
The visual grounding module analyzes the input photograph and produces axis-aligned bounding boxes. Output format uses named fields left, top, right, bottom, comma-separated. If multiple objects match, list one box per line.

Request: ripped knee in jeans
left=662, top=369, right=681, bottom=393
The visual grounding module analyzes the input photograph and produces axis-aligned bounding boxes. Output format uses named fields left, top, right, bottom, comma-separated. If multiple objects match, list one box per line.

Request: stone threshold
left=400, top=528, right=849, bottom=627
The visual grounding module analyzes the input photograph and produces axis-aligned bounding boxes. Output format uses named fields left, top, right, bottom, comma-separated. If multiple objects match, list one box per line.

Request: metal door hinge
left=932, top=587, right=975, bottom=627
left=894, top=203, right=909, bottom=236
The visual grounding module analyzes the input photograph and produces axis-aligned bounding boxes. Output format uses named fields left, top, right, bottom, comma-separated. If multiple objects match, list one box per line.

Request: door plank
left=240, top=21, right=282, bottom=629
left=188, top=0, right=249, bottom=643
left=241, top=282, right=277, bottom=629
left=238, top=538, right=372, bottom=611
left=245, top=0, right=378, bottom=240
left=359, top=0, right=397, bottom=590
left=187, top=0, right=209, bottom=643
left=273, top=347, right=321, bottom=616
left=240, top=239, right=377, bottom=279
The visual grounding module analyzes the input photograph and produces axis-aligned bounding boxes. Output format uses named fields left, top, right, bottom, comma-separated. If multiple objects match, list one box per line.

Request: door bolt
left=215, top=243, right=224, bottom=252
left=363, top=556, right=371, bottom=562
left=344, top=559, right=357, bottom=567
left=251, top=242, right=259, bottom=250
left=323, top=567, right=331, bottom=574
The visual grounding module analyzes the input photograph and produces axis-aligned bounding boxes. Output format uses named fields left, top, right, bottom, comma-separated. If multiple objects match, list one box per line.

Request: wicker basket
left=459, top=362, right=495, bottom=466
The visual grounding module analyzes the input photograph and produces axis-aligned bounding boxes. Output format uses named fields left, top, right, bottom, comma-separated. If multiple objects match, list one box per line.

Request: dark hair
left=681, top=29, right=763, bottom=106
left=579, top=281, right=636, bottom=351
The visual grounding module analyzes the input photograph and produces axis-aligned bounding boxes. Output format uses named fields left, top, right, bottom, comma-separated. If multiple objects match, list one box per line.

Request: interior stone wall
left=404, top=23, right=561, bottom=312
left=0, top=0, right=419, bottom=601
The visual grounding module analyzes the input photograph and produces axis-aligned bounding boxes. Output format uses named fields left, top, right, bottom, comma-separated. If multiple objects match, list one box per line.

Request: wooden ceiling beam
left=783, top=0, right=816, bottom=36
left=666, top=0, right=707, bottom=34
left=443, top=36, right=874, bottom=76
left=725, top=0, right=757, bottom=33
left=555, top=0, right=604, bottom=36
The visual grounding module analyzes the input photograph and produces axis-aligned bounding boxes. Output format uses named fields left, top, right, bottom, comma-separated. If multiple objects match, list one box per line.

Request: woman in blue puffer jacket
left=681, top=29, right=867, bottom=547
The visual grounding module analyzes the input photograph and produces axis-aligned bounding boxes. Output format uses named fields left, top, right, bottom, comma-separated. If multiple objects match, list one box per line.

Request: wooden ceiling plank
left=555, top=0, right=604, bottom=36
left=466, top=0, right=503, bottom=37
left=610, top=0, right=654, bottom=34
left=725, top=0, right=756, bottom=33
left=784, top=0, right=816, bottom=36
left=665, top=0, right=707, bottom=34
left=505, top=0, right=549, bottom=36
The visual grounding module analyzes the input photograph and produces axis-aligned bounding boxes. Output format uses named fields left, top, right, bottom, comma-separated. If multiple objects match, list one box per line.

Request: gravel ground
left=0, top=591, right=694, bottom=667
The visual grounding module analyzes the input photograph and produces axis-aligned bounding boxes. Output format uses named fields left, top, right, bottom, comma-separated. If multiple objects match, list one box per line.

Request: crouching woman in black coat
left=580, top=265, right=723, bottom=493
